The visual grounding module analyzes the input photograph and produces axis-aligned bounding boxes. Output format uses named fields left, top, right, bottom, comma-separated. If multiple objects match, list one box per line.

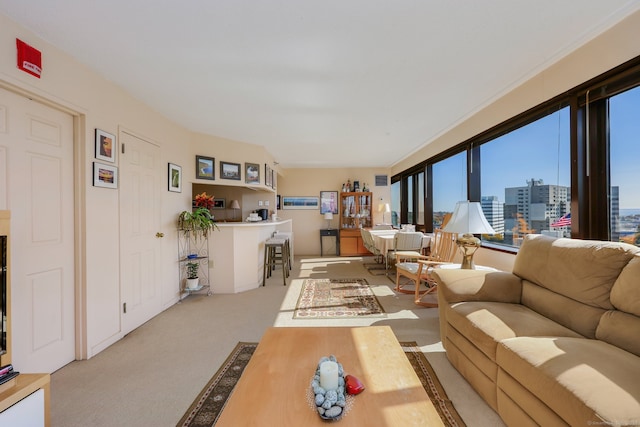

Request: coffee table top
left=215, top=326, right=443, bottom=426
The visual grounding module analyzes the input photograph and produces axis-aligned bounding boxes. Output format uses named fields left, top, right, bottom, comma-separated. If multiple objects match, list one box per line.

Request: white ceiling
left=2, top=1, right=639, bottom=168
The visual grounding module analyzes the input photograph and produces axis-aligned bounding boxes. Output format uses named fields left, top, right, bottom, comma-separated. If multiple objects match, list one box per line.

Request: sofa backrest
left=597, top=255, right=640, bottom=357
left=513, top=234, right=639, bottom=338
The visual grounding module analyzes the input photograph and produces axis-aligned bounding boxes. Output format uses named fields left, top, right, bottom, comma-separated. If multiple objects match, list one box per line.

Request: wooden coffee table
left=215, top=326, right=443, bottom=426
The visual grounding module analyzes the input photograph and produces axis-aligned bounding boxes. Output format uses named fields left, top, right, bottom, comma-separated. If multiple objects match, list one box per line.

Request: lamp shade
left=443, top=201, right=495, bottom=235
left=324, top=212, right=333, bottom=220
left=230, top=200, right=240, bottom=209
left=378, top=203, right=391, bottom=213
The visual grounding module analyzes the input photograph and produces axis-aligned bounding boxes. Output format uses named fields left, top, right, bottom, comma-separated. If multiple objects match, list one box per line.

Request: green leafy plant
left=177, top=207, right=217, bottom=238
left=186, top=262, right=199, bottom=279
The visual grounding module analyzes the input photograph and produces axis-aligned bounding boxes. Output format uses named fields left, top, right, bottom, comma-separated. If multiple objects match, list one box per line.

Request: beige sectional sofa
left=433, top=234, right=640, bottom=426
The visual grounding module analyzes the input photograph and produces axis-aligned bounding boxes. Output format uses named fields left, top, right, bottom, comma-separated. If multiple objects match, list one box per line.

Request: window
left=432, top=151, right=466, bottom=230
left=390, top=180, right=400, bottom=227
left=480, top=107, right=570, bottom=248
left=609, top=85, right=640, bottom=246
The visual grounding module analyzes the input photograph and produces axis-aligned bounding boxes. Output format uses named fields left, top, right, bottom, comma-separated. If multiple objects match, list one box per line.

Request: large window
left=392, top=57, right=640, bottom=250
left=432, top=152, right=466, bottom=230
left=609, top=85, right=640, bottom=245
left=480, top=107, right=570, bottom=248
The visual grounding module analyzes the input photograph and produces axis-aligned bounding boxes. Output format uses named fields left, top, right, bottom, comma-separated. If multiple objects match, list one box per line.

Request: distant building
left=611, top=186, right=620, bottom=242
left=481, top=196, right=504, bottom=234
left=504, top=178, right=570, bottom=237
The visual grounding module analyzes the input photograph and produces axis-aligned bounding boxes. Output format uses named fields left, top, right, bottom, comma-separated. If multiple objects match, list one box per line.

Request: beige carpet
left=293, top=278, right=385, bottom=318
left=178, top=341, right=466, bottom=427
left=50, top=256, right=505, bottom=427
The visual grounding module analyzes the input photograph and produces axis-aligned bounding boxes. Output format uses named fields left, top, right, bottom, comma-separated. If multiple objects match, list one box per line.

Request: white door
left=119, top=130, right=162, bottom=334
left=0, top=88, right=75, bottom=372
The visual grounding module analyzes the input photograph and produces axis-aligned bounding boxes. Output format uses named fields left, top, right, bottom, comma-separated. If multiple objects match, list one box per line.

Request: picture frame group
left=93, top=128, right=118, bottom=189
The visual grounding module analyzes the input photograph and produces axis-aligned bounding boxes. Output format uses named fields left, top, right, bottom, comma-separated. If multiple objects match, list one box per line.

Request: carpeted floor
left=293, top=278, right=386, bottom=318
left=178, top=341, right=466, bottom=427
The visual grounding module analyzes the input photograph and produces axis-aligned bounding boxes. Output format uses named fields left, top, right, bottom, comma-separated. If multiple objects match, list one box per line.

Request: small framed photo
left=95, top=129, right=116, bottom=163
left=196, top=155, right=215, bottom=180
left=220, top=161, right=241, bottom=180
left=245, top=162, right=260, bottom=185
left=320, top=191, right=339, bottom=214
left=93, top=162, right=118, bottom=189
left=168, top=163, right=182, bottom=192
left=213, top=198, right=226, bottom=209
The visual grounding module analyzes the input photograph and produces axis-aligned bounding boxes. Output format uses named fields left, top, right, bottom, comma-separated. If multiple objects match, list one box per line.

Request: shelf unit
left=177, top=229, right=211, bottom=299
left=338, top=191, right=372, bottom=256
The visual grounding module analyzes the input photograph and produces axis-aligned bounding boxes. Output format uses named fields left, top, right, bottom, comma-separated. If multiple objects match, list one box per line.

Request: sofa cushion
left=448, top=301, right=582, bottom=362
left=497, top=336, right=640, bottom=427
left=596, top=310, right=640, bottom=357
left=513, top=235, right=639, bottom=309
left=610, top=255, right=640, bottom=316
left=434, top=269, right=522, bottom=304
left=521, top=281, right=607, bottom=339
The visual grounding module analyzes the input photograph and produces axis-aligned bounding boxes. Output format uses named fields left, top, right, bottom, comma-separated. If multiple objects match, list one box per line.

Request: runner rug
left=293, top=278, right=386, bottom=319
left=177, top=341, right=466, bottom=427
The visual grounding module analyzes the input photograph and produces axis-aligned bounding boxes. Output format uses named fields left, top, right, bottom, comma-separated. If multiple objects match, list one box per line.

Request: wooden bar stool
left=262, top=237, right=289, bottom=286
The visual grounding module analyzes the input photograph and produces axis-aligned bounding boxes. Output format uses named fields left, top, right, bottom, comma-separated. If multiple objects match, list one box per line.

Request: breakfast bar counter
left=209, top=219, right=293, bottom=293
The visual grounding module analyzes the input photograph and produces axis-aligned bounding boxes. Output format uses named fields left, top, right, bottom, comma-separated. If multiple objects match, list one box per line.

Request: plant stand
left=178, top=229, right=212, bottom=300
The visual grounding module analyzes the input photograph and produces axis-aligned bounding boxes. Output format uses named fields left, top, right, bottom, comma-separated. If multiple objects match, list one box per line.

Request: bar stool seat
left=263, top=237, right=289, bottom=286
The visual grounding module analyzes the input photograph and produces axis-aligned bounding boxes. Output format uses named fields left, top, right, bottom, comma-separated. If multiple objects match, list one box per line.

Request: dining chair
left=394, top=229, right=458, bottom=307
left=386, top=231, right=424, bottom=269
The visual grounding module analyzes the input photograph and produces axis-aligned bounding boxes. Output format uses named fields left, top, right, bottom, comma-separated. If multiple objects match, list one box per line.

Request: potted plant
left=177, top=193, right=218, bottom=239
left=185, top=261, right=199, bottom=289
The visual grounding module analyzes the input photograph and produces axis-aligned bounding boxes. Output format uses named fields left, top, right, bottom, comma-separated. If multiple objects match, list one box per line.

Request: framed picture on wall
left=320, top=191, right=338, bottom=214
left=168, top=163, right=181, bottom=192
left=196, top=155, right=215, bottom=180
left=95, top=129, right=116, bottom=163
left=245, top=162, right=260, bottom=184
left=220, top=161, right=241, bottom=180
left=213, top=198, right=226, bottom=209
left=282, top=196, right=319, bottom=210
left=93, top=162, right=118, bottom=189
left=265, top=164, right=272, bottom=187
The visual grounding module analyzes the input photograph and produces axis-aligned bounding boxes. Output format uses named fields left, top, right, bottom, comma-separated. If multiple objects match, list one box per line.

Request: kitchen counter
left=209, top=219, right=292, bottom=293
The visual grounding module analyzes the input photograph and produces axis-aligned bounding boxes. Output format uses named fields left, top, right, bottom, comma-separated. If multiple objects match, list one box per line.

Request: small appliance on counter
left=256, top=208, right=269, bottom=221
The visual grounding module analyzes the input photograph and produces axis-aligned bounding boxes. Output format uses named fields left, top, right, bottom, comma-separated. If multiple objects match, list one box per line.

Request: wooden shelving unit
left=338, top=192, right=372, bottom=256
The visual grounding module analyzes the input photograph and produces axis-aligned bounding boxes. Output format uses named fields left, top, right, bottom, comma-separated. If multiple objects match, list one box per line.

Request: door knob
left=156, top=232, right=164, bottom=238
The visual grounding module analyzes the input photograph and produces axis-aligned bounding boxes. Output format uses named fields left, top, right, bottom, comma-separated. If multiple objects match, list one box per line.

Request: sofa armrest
left=433, top=269, right=522, bottom=304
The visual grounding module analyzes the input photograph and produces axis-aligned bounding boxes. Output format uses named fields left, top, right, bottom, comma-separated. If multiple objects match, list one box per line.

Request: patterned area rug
left=177, top=341, right=466, bottom=427
left=293, top=278, right=386, bottom=318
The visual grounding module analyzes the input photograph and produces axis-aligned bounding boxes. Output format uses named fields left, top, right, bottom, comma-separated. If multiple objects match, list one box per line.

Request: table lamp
left=378, top=203, right=391, bottom=224
left=230, top=199, right=240, bottom=221
left=324, top=212, right=333, bottom=229
left=443, top=201, right=495, bottom=269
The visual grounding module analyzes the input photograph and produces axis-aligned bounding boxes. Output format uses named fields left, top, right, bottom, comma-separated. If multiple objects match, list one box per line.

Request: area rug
left=293, top=278, right=386, bottom=318
left=177, top=341, right=466, bottom=427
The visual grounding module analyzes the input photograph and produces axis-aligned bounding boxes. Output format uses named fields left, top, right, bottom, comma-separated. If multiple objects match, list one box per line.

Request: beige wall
left=277, top=168, right=391, bottom=255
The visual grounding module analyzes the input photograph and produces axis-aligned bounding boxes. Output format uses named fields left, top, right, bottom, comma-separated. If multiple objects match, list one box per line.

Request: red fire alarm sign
left=16, top=39, right=42, bottom=78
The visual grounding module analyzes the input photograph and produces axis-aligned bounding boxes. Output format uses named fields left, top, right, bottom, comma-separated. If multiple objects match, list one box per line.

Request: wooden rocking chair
left=394, top=229, right=458, bottom=307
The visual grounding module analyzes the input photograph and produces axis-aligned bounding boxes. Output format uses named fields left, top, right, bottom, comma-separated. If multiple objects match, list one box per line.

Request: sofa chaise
left=433, top=234, right=640, bottom=426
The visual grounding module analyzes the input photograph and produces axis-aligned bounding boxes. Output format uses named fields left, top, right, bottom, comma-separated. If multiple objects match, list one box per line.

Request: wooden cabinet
left=338, top=192, right=372, bottom=256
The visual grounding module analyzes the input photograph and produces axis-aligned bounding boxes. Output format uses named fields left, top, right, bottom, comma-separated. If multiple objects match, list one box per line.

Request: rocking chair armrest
left=394, top=251, right=426, bottom=262
left=432, top=269, right=522, bottom=304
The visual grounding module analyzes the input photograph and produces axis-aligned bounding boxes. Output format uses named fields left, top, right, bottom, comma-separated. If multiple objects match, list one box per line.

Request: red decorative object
left=345, top=374, right=365, bottom=395
left=194, top=192, right=214, bottom=209
left=16, top=39, right=42, bottom=78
